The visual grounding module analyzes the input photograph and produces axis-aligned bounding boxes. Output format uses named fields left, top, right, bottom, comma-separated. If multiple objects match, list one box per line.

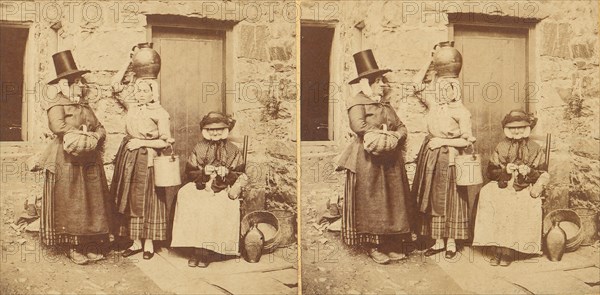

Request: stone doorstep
left=132, top=252, right=227, bottom=295
left=433, top=246, right=599, bottom=294
left=203, top=272, right=297, bottom=295
left=508, top=271, right=599, bottom=294
left=132, top=247, right=297, bottom=294
left=156, top=247, right=296, bottom=276
left=565, top=266, right=600, bottom=285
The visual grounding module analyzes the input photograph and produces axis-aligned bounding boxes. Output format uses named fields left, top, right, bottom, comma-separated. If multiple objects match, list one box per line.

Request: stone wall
left=302, top=0, right=599, bottom=211
left=1, top=0, right=297, bottom=207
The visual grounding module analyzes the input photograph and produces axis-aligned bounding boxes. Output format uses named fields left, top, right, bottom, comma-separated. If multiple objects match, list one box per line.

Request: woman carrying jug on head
left=336, top=50, right=414, bottom=265
left=412, top=42, right=476, bottom=259
left=110, top=45, right=175, bottom=260
left=41, top=50, right=112, bottom=264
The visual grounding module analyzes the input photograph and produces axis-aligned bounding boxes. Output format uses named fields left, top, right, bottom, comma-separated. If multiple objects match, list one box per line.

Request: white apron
left=473, top=181, right=543, bottom=254
left=171, top=182, right=241, bottom=255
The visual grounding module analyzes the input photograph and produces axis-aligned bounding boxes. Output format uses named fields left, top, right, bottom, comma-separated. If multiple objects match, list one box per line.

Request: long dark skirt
left=413, top=138, right=469, bottom=240
left=41, top=170, right=110, bottom=246
left=342, top=170, right=413, bottom=246
left=342, top=171, right=383, bottom=245
left=111, top=139, right=167, bottom=241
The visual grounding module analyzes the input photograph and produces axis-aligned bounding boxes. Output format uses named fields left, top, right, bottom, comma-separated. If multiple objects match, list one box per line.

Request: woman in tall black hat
left=472, top=110, right=548, bottom=266
left=40, top=50, right=112, bottom=264
left=171, top=112, right=249, bottom=268
left=336, top=50, right=414, bottom=264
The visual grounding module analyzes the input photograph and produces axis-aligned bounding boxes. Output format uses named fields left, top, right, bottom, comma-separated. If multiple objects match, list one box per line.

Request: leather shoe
left=445, top=250, right=457, bottom=259
left=499, top=255, right=512, bottom=267
left=367, top=248, right=390, bottom=265
left=143, top=251, right=154, bottom=260
left=387, top=251, right=408, bottom=261
left=188, top=256, right=199, bottom=267
left=121, top=248, right=142, bottom=258
left=423, top=248, right=445, bottom=257
left=86, top=252, right=105, bottom=262
left=489, top=254, right=501, bottom=266
left=68, top=250, right=90, bottom=265
left=197, top=260, right=209, bottom=268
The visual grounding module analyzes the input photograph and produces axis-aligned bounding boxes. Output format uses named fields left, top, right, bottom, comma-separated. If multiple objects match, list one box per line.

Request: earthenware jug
left=243, top=223, right=264, bottom=263
left=545, top=220, right=567, bottom=261
left=131, top=43, right=161, bottom=79
left=432, top=41, right=463, bottom=78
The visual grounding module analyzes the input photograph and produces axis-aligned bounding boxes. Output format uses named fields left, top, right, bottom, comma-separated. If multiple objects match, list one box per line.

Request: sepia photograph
left=1, top=0, right=599, bottom=294
left=1, top=1, right=297, bottom=294
left=299, top=0, right=599, bottom=294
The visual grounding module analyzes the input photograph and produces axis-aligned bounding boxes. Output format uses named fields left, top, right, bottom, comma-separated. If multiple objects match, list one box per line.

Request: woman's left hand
left=127, top=138, right=143, bottom=150
left=428, top=137, right=445, bottom=150
left=216, top=166, right=229, bottom=177
left=518, top=164, right=531, bottom=176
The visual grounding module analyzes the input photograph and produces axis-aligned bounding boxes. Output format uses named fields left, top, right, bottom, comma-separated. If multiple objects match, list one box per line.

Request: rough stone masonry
left=301, top=0, right=599, bottom=211
left=1, top=0, right=298, bottom=207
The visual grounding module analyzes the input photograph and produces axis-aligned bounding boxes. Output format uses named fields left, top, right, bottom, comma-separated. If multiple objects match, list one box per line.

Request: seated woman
left=171, top=112, right=249, bottom=268
left=473, top=110, right=549, bottom=266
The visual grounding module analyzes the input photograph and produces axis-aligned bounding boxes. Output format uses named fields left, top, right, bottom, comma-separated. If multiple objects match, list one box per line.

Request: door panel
left=153, top=28, right=224, bottom=174
left=454, top=26, right=528, bottom=179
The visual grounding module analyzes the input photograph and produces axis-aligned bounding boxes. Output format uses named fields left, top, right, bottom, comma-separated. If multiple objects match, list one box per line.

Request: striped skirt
left=41, top=171, right=108, bottom=246
left=412, top=137, right=469, bottom=240
left=417, top=165, right=470, bottom=240
left=111, top=143, right=168, bottom=241
left=342, top=171, right=383, bottom=246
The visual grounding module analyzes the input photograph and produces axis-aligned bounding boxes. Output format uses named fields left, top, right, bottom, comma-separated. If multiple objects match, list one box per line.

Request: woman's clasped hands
left=427, top=137, right=445, bottom=150
left=204, top=165, right=229, bottom=177
left=126, top=138, right=143, bottom=151
left=506, top=163, right=531, bottom=175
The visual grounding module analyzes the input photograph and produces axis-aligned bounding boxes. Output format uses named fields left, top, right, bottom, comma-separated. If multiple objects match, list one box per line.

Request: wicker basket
left=271, top=209, right=296, bottom=248
left=363, top=125, right=400, bottom=155
left=543, top=209, right=583, bottom=252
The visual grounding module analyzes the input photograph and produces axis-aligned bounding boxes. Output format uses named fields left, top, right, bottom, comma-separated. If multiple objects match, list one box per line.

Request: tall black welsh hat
left=48, top=50, right=90, bottom=84
left=349, top=49, right=391, bottom=84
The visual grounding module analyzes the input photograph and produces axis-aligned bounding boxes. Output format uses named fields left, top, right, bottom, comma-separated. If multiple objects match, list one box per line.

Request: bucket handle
left=460, top=143, right=478, bottom=160
left=162, top=143, right=176, bottom=161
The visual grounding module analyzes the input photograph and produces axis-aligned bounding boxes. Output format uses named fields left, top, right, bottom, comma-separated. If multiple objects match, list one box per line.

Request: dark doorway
left=0, top=26, right=28, bottom=141
left=301, top=25, right=334, bottom=141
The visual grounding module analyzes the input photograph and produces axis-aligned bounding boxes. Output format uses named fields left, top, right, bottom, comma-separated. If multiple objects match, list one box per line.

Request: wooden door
left=153, top=27, right=225, bottom=173
left=454, top=26, right=529, bottom=180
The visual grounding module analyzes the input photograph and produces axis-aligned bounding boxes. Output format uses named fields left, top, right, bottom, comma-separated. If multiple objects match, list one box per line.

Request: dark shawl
left=185, top=138, right=244, bottom=193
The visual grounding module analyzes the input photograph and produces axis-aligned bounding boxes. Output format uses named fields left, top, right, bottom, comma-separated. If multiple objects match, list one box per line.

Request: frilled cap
left=502, top=109, right=537, bottom=129
left=199, top=112, right=236, bottom=130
